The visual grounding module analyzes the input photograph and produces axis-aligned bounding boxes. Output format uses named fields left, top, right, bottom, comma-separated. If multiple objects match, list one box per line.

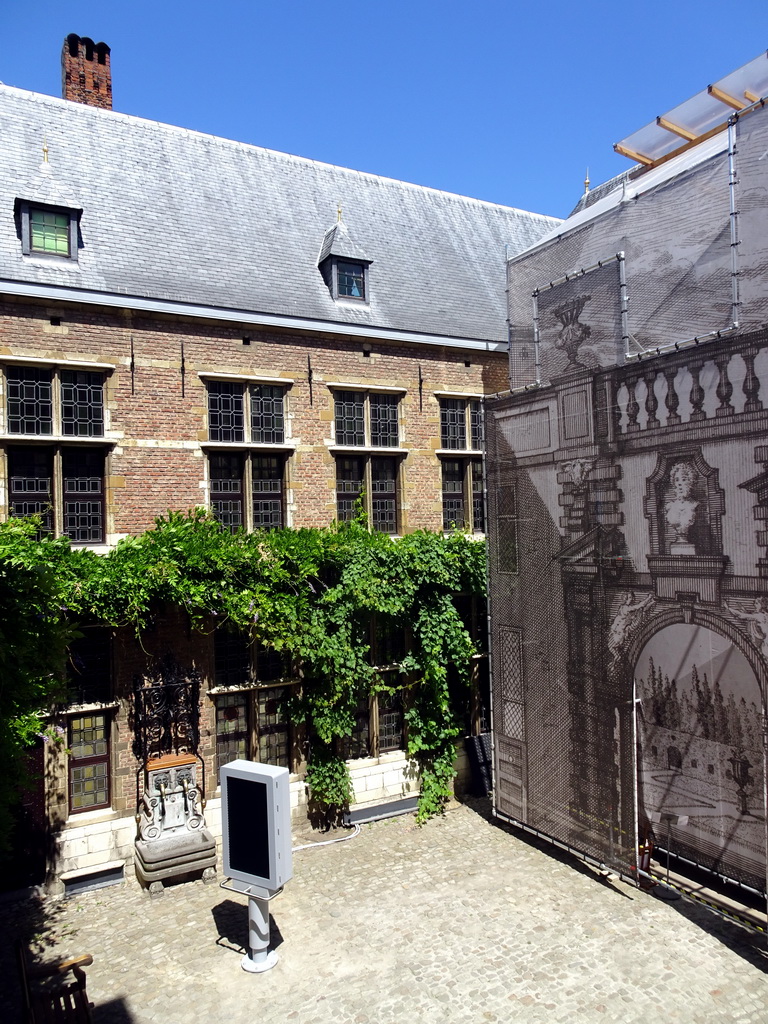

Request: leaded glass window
left=339, top=697, right=371, bottom=760
left=440, top=398, right=466, bottom=450
left=214, top=629, right=252, bottom=688
left=63, top=448, right=105, bottom=544
left=61, top=370, right=104, bottom=437
left=208, top=381, right=244, bottom=442
left=8, top=447, right=53, bottom=534
left=470, top=400, right=484, bottom=449
left=442, top=459, right=466, bottom=530
left=370, top=394, right=399, bottom=447
left=335, top=391, right=365, bottom=446
left=336, top=456, right=364, bottom=521
left=379, top=691, right=404, bottom=752
left=215, top=693, right=249, bottom=776
left=472, top=458, right=485, bottom=533
left=210, top=452, right=244, bottom=531
left=30, top=208, right=70, bottom=256
left=251, top=385, right=284, bottom=444
left=69, top=713, right=110, bottom=812
left=66, top=629, right=112, bottom=706
left=371, top=457, right=397, bottom=534
left=6, top=367, right=53, bottom=435
left=252, top=455, right=283, bottom=529
left=257, top=687, right=290, bottom=768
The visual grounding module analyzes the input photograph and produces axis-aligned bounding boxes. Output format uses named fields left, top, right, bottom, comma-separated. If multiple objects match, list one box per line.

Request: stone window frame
left=0, top=360, right=113, bottom=546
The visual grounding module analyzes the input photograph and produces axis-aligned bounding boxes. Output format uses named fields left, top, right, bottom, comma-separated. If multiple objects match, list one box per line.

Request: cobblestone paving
left=1, top=799, right=767, bottom=1023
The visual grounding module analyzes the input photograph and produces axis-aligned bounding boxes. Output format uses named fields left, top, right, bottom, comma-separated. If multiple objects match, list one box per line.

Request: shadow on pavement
left=210, top=898, right=284, bottom=956
left=92, top=997, right=136, bottom=1024
left=459, top=794, right=768, bottom=974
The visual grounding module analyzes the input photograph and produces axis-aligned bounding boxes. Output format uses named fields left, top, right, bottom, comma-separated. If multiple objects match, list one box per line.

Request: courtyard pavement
left=1, top=798, right=767, bottom=1024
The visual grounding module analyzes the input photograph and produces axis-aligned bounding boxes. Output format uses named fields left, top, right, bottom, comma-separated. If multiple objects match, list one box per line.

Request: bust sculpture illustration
left=665, top=461, right=698, bottom=555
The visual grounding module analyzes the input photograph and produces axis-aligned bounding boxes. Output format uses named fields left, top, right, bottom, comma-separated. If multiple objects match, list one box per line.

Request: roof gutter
left=0, top=278, right=507, bottom=355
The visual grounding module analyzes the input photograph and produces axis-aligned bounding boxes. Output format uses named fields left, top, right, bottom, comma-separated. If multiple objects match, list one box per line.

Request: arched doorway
left=635, top=622, right=766, bottom=892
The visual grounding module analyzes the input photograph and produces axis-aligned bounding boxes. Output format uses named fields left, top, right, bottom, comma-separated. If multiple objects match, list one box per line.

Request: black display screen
left=226, top=775, right=270, bottom=881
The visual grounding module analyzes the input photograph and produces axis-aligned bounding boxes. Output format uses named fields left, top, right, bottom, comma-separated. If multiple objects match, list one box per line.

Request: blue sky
left=2, top=1, right=766, bottom=218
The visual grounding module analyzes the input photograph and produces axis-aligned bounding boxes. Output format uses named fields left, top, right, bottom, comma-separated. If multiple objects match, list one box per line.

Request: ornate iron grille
left=250, top=385, right=285, bottom=443
left=132, top=657, right=201, bottom=763
left=6, top=368, right=53, bottom=435
left=370, top=394, right=399, bottom=447
left=60, top=370, right=104, bottom=437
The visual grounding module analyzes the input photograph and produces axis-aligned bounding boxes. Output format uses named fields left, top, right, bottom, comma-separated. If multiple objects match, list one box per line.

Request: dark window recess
left=371, top=457, right=397, bottom=534
left=257, top=644, right=284, bottom=683
left=336, top=456, right=364, bottom=521
left=442, top=459, right=466, bottom=530
left=6, top=367, right=53, bottom=435
left=340, top=697, right=371, bottom=760
left=8, top=447, right=53, bottom=534
left=440, top=398, right=466, bottom=450
left=63, top=448, right=105, bottom=544
left=69, top=714, right=110, bottom=812
left=373, top=617, right=406, bottom=666
left=61, top=370, right=104, bottom=437
left=210, top=452, right=244, bottom=532
left=257, top=686, right=290, bottom=768
left=216, top=693, right=249, bottom=777
left=379, top=691, right=404, bottom=752
left=337, top=261, right=365, bottom=300
left=251, top=385, right=284, bottom=444
left=335, top=391, right=365, bottom=446
left=208, top=381, right=244, bottom=442
left=370, top=394, right=399, bottom=447
left=214, top=629, right=252, bottom=688
left=66, top=629, right=112, bottom=705
left=252, top=455, right=283, bottom=529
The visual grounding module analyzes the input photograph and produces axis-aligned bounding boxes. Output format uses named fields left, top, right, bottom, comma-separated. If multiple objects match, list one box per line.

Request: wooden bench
left=17, top=941, right=94, bottom=1024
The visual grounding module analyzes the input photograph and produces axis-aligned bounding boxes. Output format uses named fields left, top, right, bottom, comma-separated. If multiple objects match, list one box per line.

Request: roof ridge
left=0, top=82, right=562, bottom=222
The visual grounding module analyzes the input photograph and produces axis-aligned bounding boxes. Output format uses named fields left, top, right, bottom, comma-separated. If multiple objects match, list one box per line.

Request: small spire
left=337, top=203, right=343, bottom=223
left=584, top=167, right=590, bottom=195
left=42, top=136, right=49, bottom=163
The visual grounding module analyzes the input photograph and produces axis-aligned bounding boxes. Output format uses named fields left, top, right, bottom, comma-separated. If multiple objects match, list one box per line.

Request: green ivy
left=1, top=510, right=487, bottom=831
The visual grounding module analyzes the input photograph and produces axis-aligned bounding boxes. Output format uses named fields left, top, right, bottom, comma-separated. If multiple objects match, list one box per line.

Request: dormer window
left=17, top=201, right=80, bottom=262
left=317, top=216, right=372, bottom=304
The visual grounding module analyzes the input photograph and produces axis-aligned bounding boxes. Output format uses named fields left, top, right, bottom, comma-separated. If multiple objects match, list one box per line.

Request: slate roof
left=0, top=85, right=560, bottom=346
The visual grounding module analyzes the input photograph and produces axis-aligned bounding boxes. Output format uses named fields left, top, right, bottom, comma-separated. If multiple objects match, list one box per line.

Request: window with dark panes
left=335, top=391, right=365, bottom=446
left=6, top=367, right=53, bottom=435
left=337, top=261, right=365, bottom=299
left=370, top=393, right=399, bottom=447
left=61, top=370, right=104, bottom=437
left=30, top=208, right=70, bottom=256
left=442, top=459, right=466, bottom=529
left=440, top=397, right=466, bottom=450
left=378, top=691, right=404, bottom=752
left=214, top=628, right=252, bottom=688
left=257, top=644, right=284, bottom=683
left=471, top=459, right=485, bottom=532
left=208, top=381, right=244, bottom=442
left=371, top=457, right=397, bottom=534
left=210, top=452, right=244, bottom=532
left=339, top=697, right=371, bottom=760
left=336, top=455, right=364, bottom=521
left=252, top=455, right=283, bottom=529
left=251, top=385, right=284, bottom=444
left=470, top=400, right=484, bottom=449
left=69, top=713, right=110, bottom=812
left=8, top=446, right=53, bottom=533
left=66, top=629, right=112, bottom=706
left=257, top=686, right=290, bottom=768
left=63, top=448, right=105, bottom=544
left=215, top=693, right=249, bottom=776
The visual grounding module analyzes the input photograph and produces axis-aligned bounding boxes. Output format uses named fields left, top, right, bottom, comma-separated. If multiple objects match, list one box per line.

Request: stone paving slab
left=1, top=799, right=767, bottom=1023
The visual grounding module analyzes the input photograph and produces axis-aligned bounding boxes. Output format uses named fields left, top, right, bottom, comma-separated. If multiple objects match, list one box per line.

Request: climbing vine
left=1, top=510, right=487, bottom=826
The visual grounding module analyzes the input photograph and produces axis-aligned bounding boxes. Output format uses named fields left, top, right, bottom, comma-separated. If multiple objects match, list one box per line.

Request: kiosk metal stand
left=220, top=878, right=283, bottom=973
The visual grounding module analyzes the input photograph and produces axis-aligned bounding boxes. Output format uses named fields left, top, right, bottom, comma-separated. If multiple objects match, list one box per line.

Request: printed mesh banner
left=490, top=104, right=768, bottom=895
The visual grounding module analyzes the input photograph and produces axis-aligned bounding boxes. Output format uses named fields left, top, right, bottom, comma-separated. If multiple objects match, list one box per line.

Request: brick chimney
left=61, top=34, right=112, bottom=109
